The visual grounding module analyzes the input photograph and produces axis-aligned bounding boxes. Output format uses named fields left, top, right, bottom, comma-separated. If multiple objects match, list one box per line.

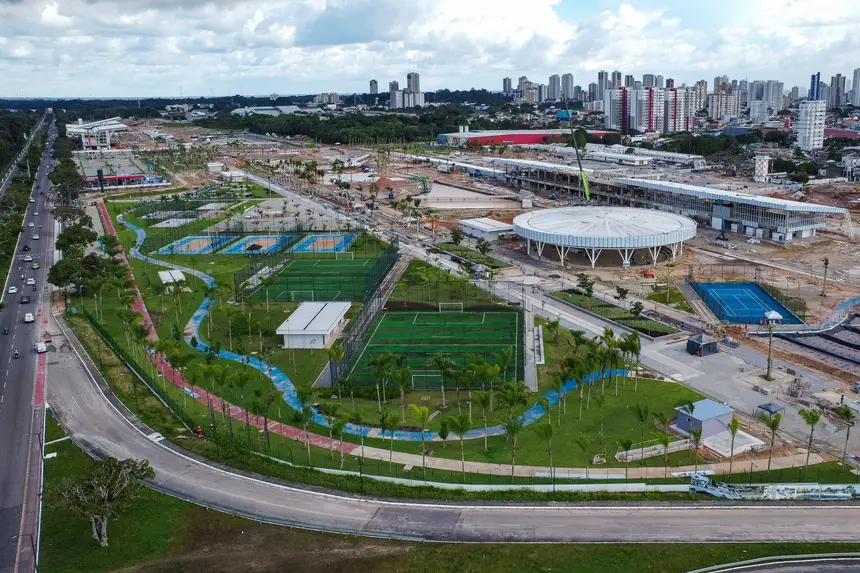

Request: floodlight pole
left=766, top=321, right=775, bottom=380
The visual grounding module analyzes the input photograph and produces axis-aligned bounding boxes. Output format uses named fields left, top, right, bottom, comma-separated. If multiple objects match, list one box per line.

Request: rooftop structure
left=73, top=149, right=166, bottom=190
left=513, top=206, right=697, bottom=267
left=275, top=302, right=351, bottom=349
left=460, top=217, right=514, bottom=241
left=437, top=128, right=613, bottom=147
left=674, top=399, right=734, bottom=439
left=66, top=117, right=128, bottom=150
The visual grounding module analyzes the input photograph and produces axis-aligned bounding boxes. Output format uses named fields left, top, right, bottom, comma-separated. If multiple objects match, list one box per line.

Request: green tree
left=503, top=417, right=523, bottom=482
left=821, top=257, right=830, bottom=297
left=448, top=413, right=472, bottom=482
left=834, top=405, right=855, bottom=482
left=727, top=415, right=740, bottom=482
left=450, top=229, right=464, bottom=245
left=438, top=418, right=450, bottom=448
left=656, top=430, right=671, bottom=477
left=498, top=380, right=528, bottom=420
left=630, top=301, right=644, bottom=317
left=379, top=409, right=398, bottom=474
left=47, top=457, right=155, bottom=547
left=409, top=404, right=431, bottom=478
left=473, top=391, right=491, bottom=452
left=536, top=423, right=555, bottom=484
left=760, top=412, right=782, bottom=472
left=689, top=428, right=703, bottom=476
left=331, top=416, right=348, bottom=470
left=618, top=438, right=634, bottom=480
left=799, top=408, right=821, bottom=480
left=475, top=238, right=491, bottom=256
left=338, top=375, right=359, bottom=411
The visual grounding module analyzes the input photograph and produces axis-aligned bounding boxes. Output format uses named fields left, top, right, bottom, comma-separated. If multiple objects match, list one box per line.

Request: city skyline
left=1, top=0, right=859, bottom=97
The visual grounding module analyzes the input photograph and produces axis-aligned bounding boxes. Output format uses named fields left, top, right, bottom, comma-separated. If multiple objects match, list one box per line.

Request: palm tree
left=324, top=405, right=340, bottom=460
left=220, top=306, right=241, bottom=351
left=339, top=375, right=359, bottom=411
left=326, top=342, right=345, bottom=385
left=689, top=428, right=703, bottom=476
left=379, top=410, right=397, bottom=474
left=656, top=430, right=671, bottom=477
left=553, top=374, right=566, bottom=422
left=498, top=380, right=528, bottom=420
left=634, top=404, right=651, bottom=458
left=760, top=412, right=782, bottom=472
left=653, top=412, right=670, bottom=433
left=594, top=393, right=606, bottom=446
left=618, top=438, right=634, bottom=480
left=727, top=415, right=740, bottom=482
left=368, top=353, right=394, bottom=412
left=299, top=403, right=314, bottom=466
left=448, top=413, right=472, bottom=482
left=332, top=416, right=348, bottom=469
left=628, top=332, right=642, bottom=392
left=428, top=354, right=456, bottom=409
left=835, top=405, right=856, bottom=482
left=392, top=358, right=413, bottom=423
left=409, top=404, right=430, bottom=478
left=503, top=417, right=523, bottom=482
left=473, top=392, right=491, bottom=452
left=262, top=388, right=283, bottom=452
left=799, top=408, right=821, bottom=480
left=536, top=423, right=555, bottom=484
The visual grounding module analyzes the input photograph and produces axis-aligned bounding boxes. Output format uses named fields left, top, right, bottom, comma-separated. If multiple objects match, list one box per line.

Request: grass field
left=647, top=285, right=695, bottom=314
left=251, top=257, right=381, bottom=302
left=553, top=289, right=679, bottom=337
left=436, top=242, right=510, bottom=269
left=347, top=311, right=520, bottom=387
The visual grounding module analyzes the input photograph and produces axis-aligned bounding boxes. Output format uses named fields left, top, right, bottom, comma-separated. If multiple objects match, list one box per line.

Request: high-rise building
left=796, top=100, right=826, bottom=151
left=574, top=85, right=583, bottom=100
left=518, top=76, right=529, bottom=92
left=665, top=78, right=675, bottom=89
left=809, top=72, right=821, bottom=100
left=548, top=74, right=561, bottom=100
left=655, top=75, right=664, bottom=89
left=663, top=88, right=688, bottom=133
left=642, top=74, right=655, bottom=88
left=503, top=77, right=513, bottom=94
left=764, top=80, right=784, bottom=111
left=749, top=100, right=768, bottom=123
left=707, top=93, right=739, bottom=120
left=789, top=86, right=801, bottom=103
left=369, top=79, right=378, bottom=94
left=525, top=87, right=538, bottom=104
left=598, top=70, right=609, bottom=98
left=604, top=88, right=631, bottom=132
left=713, top=75, right=729, bottom=93
left=537, top=83, right=548, bottom=103
left=692, top=80, right=708, bottom=112
left=633, top=80, right=643, bottom=90
left=633, top=87, right=664, bottom=133
left=314, top=93, right=340, bottom=105
left=818, top=82, right=831, bottom=107
left=829, top=74, right=846, bottom=107
left=749, top=80, right=765, bottom=101
left=407, top=72, right=420, bottom=93
left=853, top=69, right=860, bottom=106
left=588, top=82, right=599, bottom=102
left=624, top=74, right=634, bottom=88
left=739, top=79, right=749, bottom=93
left=683, top=86, right=699, bottom=130
left=389, top=81, right=402, bottom=109
left=611, top=70, right=622, bottom=90
left=402, top=90, right=424, bottom=107
left=561, top=73, right=574, bottom=100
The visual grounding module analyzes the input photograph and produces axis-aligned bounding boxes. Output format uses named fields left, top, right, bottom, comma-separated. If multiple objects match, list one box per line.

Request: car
left=32, top=234, right=39, bottom=240
left=23, top=313, right=34, bottom=323
left=26, top=278, right=35, bottom=285
left=23, top=255, right=33, bottom=262
left=27, top=222, right=34, bottom=228
left=20, top=295, right=30, bottom=304
left=31, top=263, right=40, bottom=270
left=33, top=212, right=38, bottom=216
left=22, top=245, right=30, bottom=252
left=8, top=286, right=17, bottom=294
left=29, top=198, right=35, bottom=203
left=34, top=342, right=47, bottom=354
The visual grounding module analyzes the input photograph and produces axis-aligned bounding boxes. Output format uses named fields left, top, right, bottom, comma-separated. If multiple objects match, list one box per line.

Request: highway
left=0, top=125, right=54, bottom=573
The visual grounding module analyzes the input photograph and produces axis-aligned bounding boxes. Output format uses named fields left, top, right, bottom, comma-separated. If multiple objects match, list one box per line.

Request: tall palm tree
left=553, top=374, right=566, bottom=422
left=368, top=353, right=394, bottom=412
left=448, top=413, right=472, bottom=482
left=835, top=405, right=856, bottom=482
left=339, top=375, right=359, bottom=411
left=379, top=410, right=397, bottom=474
left=799, top=408, right=821, bottom=480
left=428, top=354, right=456, bottom=409
left=352, top=409, right=366, bottom=460
left=653, top=412, right=670, bottom=433
left=536, top=423, right=555, bottom=484
left=689, top=428, right=703, bottom=476
left=498, top=380, right=528, bottom=420
left=326, top=342, right=345, bottom=385
left=727, top=415, right=740, bottom=482
left=220, top=306, right=241, bottom=351
left=332, top=416, right=348, bottom=470
left=262, top=388, right=283, bottom=452
left=634, top=404, right=651, bottom=458
left=409, top=404, right=430, bottom=478
left=628, top=332, right=642, bottom=392
left=656, top=430, right=671, bottom=477
left=760, top=412, right=782, bottom=472
left=618, top=438, right=634, bottom=480
left=324, top=405, right=340, bottom=460
left=594, top=394, right=607, bottom=446
left=473, top=392, right=491, bottom=452
left=503, top=417, right=523, bottom=482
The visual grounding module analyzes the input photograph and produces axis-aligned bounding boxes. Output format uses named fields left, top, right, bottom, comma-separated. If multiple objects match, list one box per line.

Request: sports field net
left=346, top=311, right=523, bottom=390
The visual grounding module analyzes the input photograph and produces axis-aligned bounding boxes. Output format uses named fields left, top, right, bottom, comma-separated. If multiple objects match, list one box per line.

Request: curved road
left=45, top=308, right=860, bottom=543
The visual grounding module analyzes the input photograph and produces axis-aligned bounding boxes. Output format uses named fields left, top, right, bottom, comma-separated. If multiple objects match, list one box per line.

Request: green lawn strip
left=105, top=187, right=187, bottom=202
left=647, top=286, right=695, bottom=314
left=388, top=259, right=504, bottom=309
left=435, top=242, right=509, bottom=269
left=40, top=413, right=187, bottom=573
left=44, top=412, right=67, bottom=443
left=553, top=290, right=678, bottom=336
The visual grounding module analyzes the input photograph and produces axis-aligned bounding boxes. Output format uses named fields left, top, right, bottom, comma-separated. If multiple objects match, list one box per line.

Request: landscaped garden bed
left=552, top=289, right=679, bottom=337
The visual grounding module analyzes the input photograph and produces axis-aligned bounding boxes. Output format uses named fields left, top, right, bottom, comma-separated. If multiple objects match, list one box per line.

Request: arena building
left=436, top=127, right=614, bottom=147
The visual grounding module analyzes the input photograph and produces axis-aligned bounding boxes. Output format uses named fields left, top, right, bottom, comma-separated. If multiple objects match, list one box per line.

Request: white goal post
left=334, top=251, right=354, bottom=260
left=290, top=290, right=315, bottom=301
left=438, top=302, right=464, bottom=312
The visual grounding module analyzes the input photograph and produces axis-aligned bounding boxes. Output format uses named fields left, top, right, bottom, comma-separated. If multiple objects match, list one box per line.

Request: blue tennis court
left=691, top=282, right=802, bottom=324
left=220, top=235, right=294, bottom=255
left=291, top=234, right=355, bottom=253
left=158, top=235, right=233, bottom=255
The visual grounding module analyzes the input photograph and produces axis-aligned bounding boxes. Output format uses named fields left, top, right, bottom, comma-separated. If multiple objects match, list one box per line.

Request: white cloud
left=0, top=0, right=857, bottom=97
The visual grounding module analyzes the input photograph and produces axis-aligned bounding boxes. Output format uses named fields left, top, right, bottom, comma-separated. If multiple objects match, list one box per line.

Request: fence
left=386, top=278, right=507, bottom=311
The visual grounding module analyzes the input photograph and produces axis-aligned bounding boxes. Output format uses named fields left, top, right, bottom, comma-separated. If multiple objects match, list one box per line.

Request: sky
left=1, top=0, right=859, bottom=98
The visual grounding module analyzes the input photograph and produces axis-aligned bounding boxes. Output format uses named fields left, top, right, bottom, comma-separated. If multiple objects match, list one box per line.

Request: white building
left=633, top=87, right=664, bottom=133
left=460, top=217, right=514, bottom=241
left=548, top=74, right=561, bottom=100
left=707, top=93, right=739, bottom=120
left=604, top=88, right=631, bottom=131
left=663, top=88, right=689, bottom=133
left=561, top=73, right=574, bottom=100
left=749, top=100, right=769, bottom=123
left=795, top=100, right=826, bottom=151
left=853, top=68, right=860, bottom=106
left=276, top=302, right=351, bottom=349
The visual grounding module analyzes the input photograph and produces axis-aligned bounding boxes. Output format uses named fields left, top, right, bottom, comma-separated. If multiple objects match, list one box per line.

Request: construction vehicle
left=409, top=176, right=430, bottom=193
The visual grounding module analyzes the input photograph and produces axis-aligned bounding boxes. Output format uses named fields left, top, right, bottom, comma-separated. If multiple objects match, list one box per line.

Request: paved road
left=0, top=127, right=54, bottom=573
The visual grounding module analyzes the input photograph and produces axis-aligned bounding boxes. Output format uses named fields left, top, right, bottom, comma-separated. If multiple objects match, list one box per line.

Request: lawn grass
left=647, top=285, right=695, bottom=314
left=553, top=289, right=678, bottom=337
left=436, top=242, right=510, bottom=269
left=387, top=259, right=503, bottom=311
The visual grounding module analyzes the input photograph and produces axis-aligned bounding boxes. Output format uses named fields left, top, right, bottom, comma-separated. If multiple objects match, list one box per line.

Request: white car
left=26, top=278, right=35, bottom=285
left=23, top=255, right=33, bottom=262
left=32, top=234, right=39, bottom=240
left=29, top=198, right=35, bottom=203
left=34, top=342, right=47, bottom=353
left=27, top=222, right=34, bottom=228
left=34, top=212, right=38, bottom=216
left=8, top=286, right=18, bottom=294
left=23, top=313, right=34, bottom=323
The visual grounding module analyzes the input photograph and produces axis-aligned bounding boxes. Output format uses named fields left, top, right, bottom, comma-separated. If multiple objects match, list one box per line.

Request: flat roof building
left=276, top=302, right=351, bottom=349
left=674, top=399, right=734, bottom=439
left=460, top=217, right=515, bottom=241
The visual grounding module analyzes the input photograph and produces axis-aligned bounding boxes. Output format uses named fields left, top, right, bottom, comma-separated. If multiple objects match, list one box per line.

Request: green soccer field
left=347, top=311, right=522, bottom=388
left=249, top=258, right=380, bottom=302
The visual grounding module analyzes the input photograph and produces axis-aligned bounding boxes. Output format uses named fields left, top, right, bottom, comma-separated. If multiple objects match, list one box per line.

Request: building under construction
left=502, top=160, right=852, bottom=243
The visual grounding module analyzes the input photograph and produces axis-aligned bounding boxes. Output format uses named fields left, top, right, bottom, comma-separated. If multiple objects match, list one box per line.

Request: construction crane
left=563, top=100, right=590, bottom=200
left=409, top=175, right=430, bottom=193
